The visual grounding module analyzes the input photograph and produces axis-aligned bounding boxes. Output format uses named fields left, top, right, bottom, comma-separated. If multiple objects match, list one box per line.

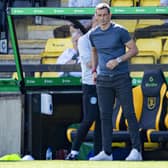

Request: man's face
left=96, top=8, right=111, bottom=26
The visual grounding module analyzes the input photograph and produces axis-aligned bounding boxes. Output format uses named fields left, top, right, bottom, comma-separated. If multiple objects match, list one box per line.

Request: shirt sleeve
left=120, top=27, right=131, bottom=44
left=89, top=32, right=95, bottom=47
left=78, top=35, right=91, bottom=64
left=57, top=48, right=77, bottom=64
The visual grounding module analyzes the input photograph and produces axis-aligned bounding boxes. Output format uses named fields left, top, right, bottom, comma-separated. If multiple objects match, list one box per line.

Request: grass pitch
left=0, top=161, right=168, bottom=168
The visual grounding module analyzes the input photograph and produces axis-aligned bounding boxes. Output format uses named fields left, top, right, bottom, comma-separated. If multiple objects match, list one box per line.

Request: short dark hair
left=96, top=3, right=110, bottom=14
left=53, top=25, right=70, bottom=38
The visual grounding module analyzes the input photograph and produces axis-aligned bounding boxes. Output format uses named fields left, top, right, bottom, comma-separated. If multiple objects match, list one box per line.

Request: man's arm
left=78, top=36, right=91, bottom=66
left=121, top=39, right=138, bottom=61
left=91, top=47, right=98, bottom=83
left=106, top=39, right=138, bottom=70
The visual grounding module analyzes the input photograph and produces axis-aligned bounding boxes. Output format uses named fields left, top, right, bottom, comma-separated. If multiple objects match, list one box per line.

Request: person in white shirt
left=78, top=22, right=99, bottom=85
left=56, top=27, right=83, bottom=77
left=65, top=17, right=102, bottom=160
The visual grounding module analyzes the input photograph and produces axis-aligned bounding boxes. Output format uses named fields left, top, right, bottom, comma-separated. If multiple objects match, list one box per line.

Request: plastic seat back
left=136, top=19, right=164, bottom=29
left=136, top=38, right=162, bottom=61
left=41, top=57, right=59, bottom=77
left=161, top=39, right=168, bottom=56
left=114, top=19, right=137, bottom=32
left=130, top=55, right=155, bottom=64
left=89, top=98, right=127, bottom=132
left=41, top=38, right=73, bottom=57
left=139, top=69, right=167, bottom=131
left=110, top=0, right=134, bottom=6
left=130, top=55, right=155, bottom=79
left=124, top=85, right=143, bottom=128
left=113, top=99, right=127, bottom=131
left=159, top=54, right=168, bottom=78
left=139, top=0, right=160, bottom=6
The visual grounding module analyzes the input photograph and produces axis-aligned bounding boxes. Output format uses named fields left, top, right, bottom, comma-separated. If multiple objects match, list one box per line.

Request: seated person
left=56, top=25, right=84, bottom=77
left=53, top=25, right=71, bottom=38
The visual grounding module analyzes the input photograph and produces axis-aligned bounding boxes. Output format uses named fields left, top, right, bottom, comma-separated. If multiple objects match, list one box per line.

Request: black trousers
left=72, top=84, right=102, bottom=155
left=96, top=73, right=141, bottom=154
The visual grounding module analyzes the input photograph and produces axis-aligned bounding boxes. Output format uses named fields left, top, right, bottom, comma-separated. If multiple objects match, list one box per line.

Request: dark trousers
left=96, top=73, right=141, bottom=154
left=72, top=84, right=102, bottom=155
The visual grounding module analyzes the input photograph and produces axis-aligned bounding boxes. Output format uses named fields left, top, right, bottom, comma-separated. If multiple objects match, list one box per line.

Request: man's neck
left=100, top=22, right=111, bottom=31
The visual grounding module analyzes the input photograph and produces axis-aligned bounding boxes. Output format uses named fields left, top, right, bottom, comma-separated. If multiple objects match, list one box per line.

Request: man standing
left=89, top=3, right=142, bottom=161
left=65, top=18, right=102, bottom=160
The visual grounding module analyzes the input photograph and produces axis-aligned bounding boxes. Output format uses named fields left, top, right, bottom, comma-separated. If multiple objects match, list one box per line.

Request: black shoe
left=65, top=153, right=78, bottom=160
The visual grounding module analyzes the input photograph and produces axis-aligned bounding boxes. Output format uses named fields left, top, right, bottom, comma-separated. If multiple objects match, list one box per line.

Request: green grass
left=0, top=161, right=168, bottom=168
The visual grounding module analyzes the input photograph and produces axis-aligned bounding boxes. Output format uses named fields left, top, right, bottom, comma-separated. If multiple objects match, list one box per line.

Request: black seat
left=66, top=69, right=168, bottom=148
left=66, top=98, right=127, bottom=143
left=139, top=70, right=168, bottom=142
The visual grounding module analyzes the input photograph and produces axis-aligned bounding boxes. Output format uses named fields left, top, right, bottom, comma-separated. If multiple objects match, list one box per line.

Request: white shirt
left=78, top=30, right=95, bottom=85
left=68, top=0, right=100, bottom=7
left=56, top=48, right=81, bottom=77
left=57, top=48, right=77, bottom=65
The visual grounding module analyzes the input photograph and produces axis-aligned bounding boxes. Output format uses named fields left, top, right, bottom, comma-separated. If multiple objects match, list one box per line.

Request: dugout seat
left=136, top=19, right=164, bottom=29
left=117, top=69, right=168, bottom=145
left=113, top=19, right=137, bottom=33
left=160, top=55, right=168, bottom=64
left=130, top=55, right=155, bottom=79
left=139, top=0, right=160, bottom=6
left=41, top=57, right=59, bottom=77
left=164, top=113, right=168, bottom=129
left=110, top=0, right=134, bottom=6
left=40, top=37, right=73, bottom=77
left=136, top=38, right=162, bottom=62
left=67, top=70, right=168, bottom=148
left=66, top=98, right=127, bottom=143
left=147, top=112, right=168, bottom=143
left=159, top=39, right=168, bottom=79
left=41, top=37, right=73, bottom=58
left=138, top=70, right=168, bottom=143
left=159, top=55, right=168, bottom=78
left=161, top=39, right=168, bottom=56
left=130, top=55, right=155, bottom=64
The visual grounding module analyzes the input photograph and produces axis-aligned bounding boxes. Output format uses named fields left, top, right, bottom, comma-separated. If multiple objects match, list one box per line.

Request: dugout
left=1, top=6, right=168, bottom=160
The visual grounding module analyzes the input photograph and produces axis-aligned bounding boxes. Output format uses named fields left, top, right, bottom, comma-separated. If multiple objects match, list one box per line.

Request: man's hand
left=106, top=59, right=119, bottom=70
left=92, top=72, right=97, bottom=84
left=66, top=60, right=76, bottom=64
